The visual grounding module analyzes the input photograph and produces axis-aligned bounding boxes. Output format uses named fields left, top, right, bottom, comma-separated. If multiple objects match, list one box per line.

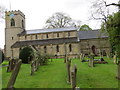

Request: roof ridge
left=26, top=26, right=77, bottom=31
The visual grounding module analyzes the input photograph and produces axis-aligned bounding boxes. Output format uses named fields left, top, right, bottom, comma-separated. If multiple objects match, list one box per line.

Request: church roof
left=11, top=37, right=78, bottom=48
left=18, top=27, right=78, bottom=36
left=78, top=30, right=108, bottom=39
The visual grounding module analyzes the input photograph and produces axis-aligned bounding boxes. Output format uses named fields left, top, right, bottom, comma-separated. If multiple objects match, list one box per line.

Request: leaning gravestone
left=7, top=59, right=22, bottom=89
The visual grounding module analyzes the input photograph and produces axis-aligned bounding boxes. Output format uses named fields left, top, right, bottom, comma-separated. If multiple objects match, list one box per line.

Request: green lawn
left=1, top=57, right=119, bottom=88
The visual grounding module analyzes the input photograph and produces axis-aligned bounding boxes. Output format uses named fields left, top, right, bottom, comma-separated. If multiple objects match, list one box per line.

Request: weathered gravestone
left=7, top=59, right=22, bottom=89
left=88, top=55, right=94, bottom=67
left=66, top=58, right=71, bottom=83
left=64, top=55, right=68, bottom=63
left=106, top=52, right=110, bottom=59
left=35, top=59, right=39, bottom=71
left=113, top=54, right=117, bottom=64
left=71, top=64, right=77, bottom=90
left=79, top=53, right=82, bottom=61
left=80, top=53, right=85, bottom=61
left=116, top=61, right=120, bottom=80
left=7, top=59, right=18, bottom=72
left=31, top=60, right=36, bottom=75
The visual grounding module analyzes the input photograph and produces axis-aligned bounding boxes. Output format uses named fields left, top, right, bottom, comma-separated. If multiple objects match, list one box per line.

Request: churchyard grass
left=1, top=57, right=119, bottom=88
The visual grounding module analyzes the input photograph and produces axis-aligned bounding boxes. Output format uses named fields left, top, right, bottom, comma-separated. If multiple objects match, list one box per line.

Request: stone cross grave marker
left=7, top=59, right=22, bottom=89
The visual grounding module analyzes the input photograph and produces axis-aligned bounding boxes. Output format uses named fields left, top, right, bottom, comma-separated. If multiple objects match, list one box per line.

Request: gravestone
left=116, top=61, right=120, bottom=80
left=71, top=64, right=77, bottom=90
left=106, top=52, right=110, bottom=58
left=7, top=59, right=17, bottom=72
left=80, top=53, right=82, bottom=60
left=64, top=55, right=68, bottom=63
left=113, top=54, right=117, bottom=64
left=31, top=60, right=36, bottom=75
left=81, top=54, right=85, bottom=61
left=35, top=59, right=39, bottom=71
left=74, top=64, right=77, bottom=86
left=79, top=53, right=82, bottom=61
left=66, top=58, right=71, bottom=83
left=7, top=59, right=13, bottom=72
left=7, top=59, right=22, bottom=89
left=89, top=55, right=94, bottom=67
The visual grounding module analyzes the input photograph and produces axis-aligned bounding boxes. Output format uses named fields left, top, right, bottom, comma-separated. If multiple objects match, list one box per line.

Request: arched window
left=44, top=46, right=47, bottom=53
left=69, top=44, right=72, bottom=52
left=22, top=20, right=24, bottom=28
left=11, top=18, right=15, bottom=26
left=56, top=45, right=59, bottom=52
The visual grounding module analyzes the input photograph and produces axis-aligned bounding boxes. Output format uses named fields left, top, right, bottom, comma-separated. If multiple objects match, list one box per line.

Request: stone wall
left=80, top=38, right=110, bottom=55
left=19, top=31, right=77, bottom=41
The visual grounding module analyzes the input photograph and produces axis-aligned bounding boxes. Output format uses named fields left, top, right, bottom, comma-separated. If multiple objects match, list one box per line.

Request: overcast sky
left=0, top=0, right=118, bottom=49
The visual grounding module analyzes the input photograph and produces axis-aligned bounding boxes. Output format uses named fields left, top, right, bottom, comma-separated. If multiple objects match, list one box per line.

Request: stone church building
left=5, top=10, right=110, bottom=59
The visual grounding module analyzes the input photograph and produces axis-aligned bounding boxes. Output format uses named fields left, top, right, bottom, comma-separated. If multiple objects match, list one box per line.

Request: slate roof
left=78, top=30, right=108, bottom=40
left=12, top=28, right=109, bottom=48
left=11, top=37, right=78, bottom=48
left=18, top=27, right=78, bottom=36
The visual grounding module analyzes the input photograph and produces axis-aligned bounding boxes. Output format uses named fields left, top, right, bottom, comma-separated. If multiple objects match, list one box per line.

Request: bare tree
left=106, top=0, right=120, bottom=11
left=44, top=12, right=79, bottom=29
left=0, top=5, right=6, bottom=20
left=90, top=0, right=110, bottom=23
left=90, top=0, right=119, bottom=23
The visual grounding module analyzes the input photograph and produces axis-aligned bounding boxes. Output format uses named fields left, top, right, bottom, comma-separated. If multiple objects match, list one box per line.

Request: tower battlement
left=5, top=10, right=25, bottom=18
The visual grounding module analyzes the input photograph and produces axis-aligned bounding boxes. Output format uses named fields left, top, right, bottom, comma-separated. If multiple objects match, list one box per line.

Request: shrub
left=19, top=46, right=34, bottom=63
left=35, top=51, right=51, bottom=65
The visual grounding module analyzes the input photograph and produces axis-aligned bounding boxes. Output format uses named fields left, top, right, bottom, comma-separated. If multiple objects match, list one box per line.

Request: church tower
left=5, top=10, right=25, bottom=58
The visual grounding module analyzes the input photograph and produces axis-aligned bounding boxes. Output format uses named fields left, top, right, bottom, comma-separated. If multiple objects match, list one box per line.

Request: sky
left=0, top=0, right=119, bottom=49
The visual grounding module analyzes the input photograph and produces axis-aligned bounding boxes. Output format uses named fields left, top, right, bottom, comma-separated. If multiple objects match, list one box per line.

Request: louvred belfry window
left=11, top=18, right=15, bottom=26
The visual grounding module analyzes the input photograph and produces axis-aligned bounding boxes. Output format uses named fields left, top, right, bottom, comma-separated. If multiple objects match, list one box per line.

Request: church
left=5, top=10, right=111, bottom=59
